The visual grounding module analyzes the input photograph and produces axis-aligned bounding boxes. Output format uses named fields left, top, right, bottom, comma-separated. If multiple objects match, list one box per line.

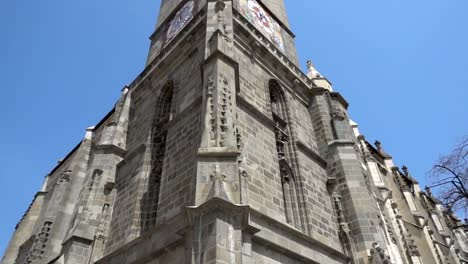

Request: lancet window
left=142, top=82, right=174, bottom=232
left=269, top=80, right=301, bottom=227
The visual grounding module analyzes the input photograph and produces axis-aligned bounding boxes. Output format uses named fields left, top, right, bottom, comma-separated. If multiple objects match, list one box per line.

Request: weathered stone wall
left=104, top=21, right=207, bottom=256
left=234, top=28, right=341, bottom=249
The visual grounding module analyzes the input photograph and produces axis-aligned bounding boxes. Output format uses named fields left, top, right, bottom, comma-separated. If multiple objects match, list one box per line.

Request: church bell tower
left=2, top=1, right=405, bottom=264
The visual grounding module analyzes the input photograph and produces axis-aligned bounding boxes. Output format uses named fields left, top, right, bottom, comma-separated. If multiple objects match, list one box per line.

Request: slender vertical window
left=269, top=80, right=300, bottom=227
left=142, top=82, right=174, bottom=232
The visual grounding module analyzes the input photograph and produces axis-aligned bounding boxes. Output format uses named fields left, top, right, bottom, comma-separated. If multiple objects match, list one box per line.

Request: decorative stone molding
left=375, top=140, right=382, bottom=152
left=306, top=60, right=323, bottom=78
left=331, top=108, right=347, bottom=121
left=368, top=242, right=391, bottom=264
left=81, top=207, right=93, bottom=224
left=57, top=169, right=72, bottom=184
left=104, top=181, right=115, bottom=192
left=405, top=233, right=421, bottom=257
left=25, top=221, right=53, bottom=263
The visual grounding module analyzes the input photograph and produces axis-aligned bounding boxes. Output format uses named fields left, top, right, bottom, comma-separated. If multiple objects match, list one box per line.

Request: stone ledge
left=330, top=92, right=349, bottom=109
left=96, top=211, right=187, bottom=264
left=237, top=95, right=276, bottom=130
left=165, top=96, right=202, bottom=127
left=63, top=223, right=96, bottom=245
left=198, top=147, right=240, bottom=157
left=328, top=139, right=356, bottom=148
left=96, top=202, right=349, bottom=264
left=296, top=140, right=327, bottom=168
left=93, top=144, right=127, bottom=157
left=249, top=208, right=348, bottom=262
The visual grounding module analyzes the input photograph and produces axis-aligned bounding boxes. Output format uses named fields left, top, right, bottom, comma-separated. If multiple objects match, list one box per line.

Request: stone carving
left=210, top=165, right=227, bottom=183
left=274, top=125, right=288, bottom=160
left=332, top=192, right=357, bottom=261
left=206, top=164, right=232, bottom=201
left=425, top=185, right=433, bottom=197
left=238, top=167, right=248, bottom=178
left=307, top=60, right=323, bottom=78
left=219, top=77, right=228, bottom=146
left=331, top=108, right=347, bottom=121
left=369, top=242, right=391, bottom=264
left=392, top=199, right=421, bottom=257
left=89, top=169, right=103, bottom=192
left=375, top=140, right=383, bottom=152
left=208, top=0, right=232, bottom=55
left=406, top=234, right=420, bottom=256
left=205, top=73, right=235, bottom=147
left=402, top=165, right=409, bottom=176
left=383, top=216, right=398, bottom=244
left=207, top=76, right=216, bottom=144
left=81, top=206, right=93, bottom=223
left=325, top=92, right=347, bottom=122
left=24, top=222, right=53, bottom=263
left=392, top=167, right=413, bottom=192
left=215, top=0, right=227, bottom=35
left=57, top=169, right=72, bottom=184
left=236, top=128, right=247, bottom=178
left=220, top=75, right=234, bottom=147
left=279, top=164, right=290, bottom=183
left=333, top=194, right=349, bottom=233
left=104, top=181, right=115, bottom=192
left=96, top=204, right=110, bottom=242
left=236, top=128, right=243, bottom=151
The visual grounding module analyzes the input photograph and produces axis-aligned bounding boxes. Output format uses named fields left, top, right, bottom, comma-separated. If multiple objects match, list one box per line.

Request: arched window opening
left=141, top=82, right=174, bottom=232
left=269, top=80, right=301, bottom=227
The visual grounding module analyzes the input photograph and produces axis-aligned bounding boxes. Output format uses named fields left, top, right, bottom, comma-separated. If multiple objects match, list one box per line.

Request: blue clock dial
left=166, top=0, right=195, bottom=41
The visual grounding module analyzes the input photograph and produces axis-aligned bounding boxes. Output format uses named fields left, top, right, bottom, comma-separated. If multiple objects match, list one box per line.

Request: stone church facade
left=2, top=0, right=467, bottom=263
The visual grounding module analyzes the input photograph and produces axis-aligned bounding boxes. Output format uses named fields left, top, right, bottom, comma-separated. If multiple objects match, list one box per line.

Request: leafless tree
left=429, top=136, right=468, bottom=218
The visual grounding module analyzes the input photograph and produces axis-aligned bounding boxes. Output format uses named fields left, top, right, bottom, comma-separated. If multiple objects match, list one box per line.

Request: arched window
left=269, top=80, right=301, bottom=227
left=141, top=82, right=174, bottom=232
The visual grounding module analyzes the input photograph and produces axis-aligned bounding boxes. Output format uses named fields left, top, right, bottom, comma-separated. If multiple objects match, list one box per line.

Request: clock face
left=239, top=0, right=284, bottom=51
left=166, top=0, right=195, bottom=42
left=247, top=0, right=275, bottom=35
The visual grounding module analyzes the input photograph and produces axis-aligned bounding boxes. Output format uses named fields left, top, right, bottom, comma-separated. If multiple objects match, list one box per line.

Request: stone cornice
left=48, top=141, right=82, bottom=176
left=330, top=92, right=349, bottom=109
left=296, top=140, right=327, bottom=168
left=93, top=144, right=127, bottom=158
left=249, top=208, right=349, bottom=261
left=237, top=95, right=276, bottom=130
left=197, top=147, right=240, bottom=157
left=117, top=143, right=147, bottom=169
left=328, top=139, right=356, bottom=149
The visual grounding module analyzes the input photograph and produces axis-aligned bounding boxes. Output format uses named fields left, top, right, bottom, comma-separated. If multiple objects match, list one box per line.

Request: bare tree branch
left=429, top=136, right=468, bottom=218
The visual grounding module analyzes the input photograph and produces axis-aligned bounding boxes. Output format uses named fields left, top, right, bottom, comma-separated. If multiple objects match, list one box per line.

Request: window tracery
left=269, top=80, right=301, bottom=227
left=141, top=82, right=174, bottom=232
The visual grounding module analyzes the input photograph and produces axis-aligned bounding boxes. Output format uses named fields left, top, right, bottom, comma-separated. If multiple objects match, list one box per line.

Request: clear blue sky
left=1, top=0, right=467, bottom=256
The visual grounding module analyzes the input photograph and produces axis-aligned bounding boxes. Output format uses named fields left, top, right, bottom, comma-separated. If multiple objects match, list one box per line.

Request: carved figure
left=307, top=60, right=322, bottom=78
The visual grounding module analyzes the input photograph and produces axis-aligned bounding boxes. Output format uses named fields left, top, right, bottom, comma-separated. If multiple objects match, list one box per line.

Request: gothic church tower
left=3, top=1, right=467, bottom=264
